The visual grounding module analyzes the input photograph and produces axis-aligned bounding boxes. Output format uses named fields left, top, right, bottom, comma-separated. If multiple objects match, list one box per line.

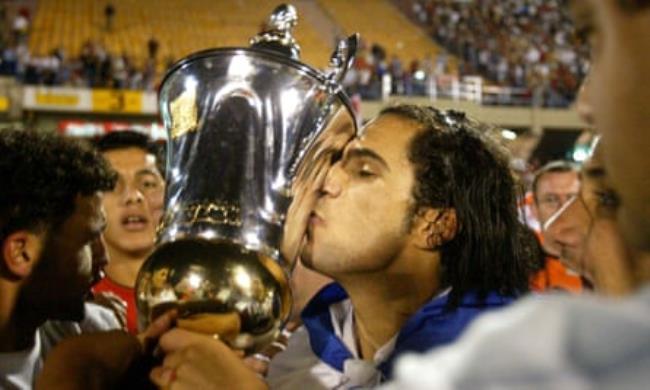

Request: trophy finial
left=268, top=4, right=298, bottom=32
left=250, top=4, right=301, bottom=60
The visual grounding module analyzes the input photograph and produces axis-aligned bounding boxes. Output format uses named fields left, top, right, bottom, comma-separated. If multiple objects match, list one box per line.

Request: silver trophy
left=135, top=4, right=359, bottom=354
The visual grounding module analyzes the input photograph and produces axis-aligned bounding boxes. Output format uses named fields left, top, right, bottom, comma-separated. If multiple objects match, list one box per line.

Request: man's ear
left=412, top=208, right=458, bottom=250
left=2, top=230, right=44, bottom=278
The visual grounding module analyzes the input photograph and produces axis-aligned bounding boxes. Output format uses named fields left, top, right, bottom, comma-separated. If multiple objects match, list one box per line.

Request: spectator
left=0, top=129, right=120, bottom=389
left=105, top=4, right=115, bottom=32
left=92, top=131, right=165, bottom=334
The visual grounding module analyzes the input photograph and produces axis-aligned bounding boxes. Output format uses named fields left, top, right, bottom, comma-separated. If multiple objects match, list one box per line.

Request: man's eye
left=575, top=25, right=593, bottom=44
left=358, top=170, right=375, bottom=178
left=595, top=190, right=620, bottom=209
left=356, top=164, right=376, bottom=178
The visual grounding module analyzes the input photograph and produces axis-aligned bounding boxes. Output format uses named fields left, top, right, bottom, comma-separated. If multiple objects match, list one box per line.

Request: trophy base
left=136, top=239, right=291, bottom=354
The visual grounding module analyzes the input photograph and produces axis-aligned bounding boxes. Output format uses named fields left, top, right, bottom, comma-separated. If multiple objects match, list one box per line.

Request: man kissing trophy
left=135, top=4, right=359, bottom=355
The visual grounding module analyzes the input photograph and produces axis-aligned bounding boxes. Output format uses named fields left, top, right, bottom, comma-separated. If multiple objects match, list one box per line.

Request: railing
left=349, top=73, right=538, bottom=107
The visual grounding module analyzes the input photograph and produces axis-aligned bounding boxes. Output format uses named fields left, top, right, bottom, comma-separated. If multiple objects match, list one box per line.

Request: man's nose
left=545, top=195, right=589, bottom=242
left=123, top=182, right=145, bottom=205
left=320, top=163, right=344, bottom=197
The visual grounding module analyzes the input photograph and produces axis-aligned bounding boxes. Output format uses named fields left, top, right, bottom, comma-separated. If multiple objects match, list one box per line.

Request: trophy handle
left=325, top=33, right=360, bottom=88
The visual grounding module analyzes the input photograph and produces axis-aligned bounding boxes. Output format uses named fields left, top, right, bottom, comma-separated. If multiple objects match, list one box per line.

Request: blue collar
left=301, top=283, right=516, bottom=380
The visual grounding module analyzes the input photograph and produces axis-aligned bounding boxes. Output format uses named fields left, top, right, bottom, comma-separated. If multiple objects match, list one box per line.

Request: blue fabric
left=301, top=283, right=516, bottom=380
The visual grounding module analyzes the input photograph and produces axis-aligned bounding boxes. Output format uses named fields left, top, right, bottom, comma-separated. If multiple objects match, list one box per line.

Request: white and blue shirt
left=267, top=283, right=516, bottom=389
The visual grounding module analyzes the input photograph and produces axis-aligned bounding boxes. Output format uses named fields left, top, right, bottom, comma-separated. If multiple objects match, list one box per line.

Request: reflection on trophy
left=135, top=4, right=359, bottom=354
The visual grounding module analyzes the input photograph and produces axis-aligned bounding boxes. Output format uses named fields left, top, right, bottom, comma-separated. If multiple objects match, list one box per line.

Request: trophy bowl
left=135, top=4, right=358, bottom=354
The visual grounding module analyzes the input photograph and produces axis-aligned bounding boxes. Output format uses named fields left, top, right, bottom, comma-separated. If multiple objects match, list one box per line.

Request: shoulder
left=39, top=302, right=122, bottom=352
left=80, top=302, right=123, bottom=331
left=267, top=326, right=339, bottom=390
left=0, top=332, right=42, bottom=389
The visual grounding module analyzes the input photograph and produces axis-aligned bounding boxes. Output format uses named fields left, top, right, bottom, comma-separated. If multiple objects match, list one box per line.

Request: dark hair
left=0, top=129, right=117, bottom=241
left=380, top=104, right=531, bottom=307
left=94, top=130, right=165, bottom=176
left=531, top=160, right=579, bottom=202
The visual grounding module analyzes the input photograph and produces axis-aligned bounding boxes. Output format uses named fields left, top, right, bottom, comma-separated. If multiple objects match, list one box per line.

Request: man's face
left=102, top=147, right=164, bottom=257
left=301, top=114, right=418, bottom=276
left=534, top=170, right=580, bottom=256
left=25, top=193, right=107, bottom=321
left=546, top=144, right=633, bottom=294
left=535, top=171, right=580, bottom=225
left=573, top=0, right=650, bottom=250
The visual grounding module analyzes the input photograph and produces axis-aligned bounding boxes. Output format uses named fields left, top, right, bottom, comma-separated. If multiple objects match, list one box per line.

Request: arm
left=36, top=310, right=176, bottom=390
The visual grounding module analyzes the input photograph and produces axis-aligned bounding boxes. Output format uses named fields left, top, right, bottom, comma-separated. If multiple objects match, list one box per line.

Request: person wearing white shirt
left=0, top=130, right=119, bottom=389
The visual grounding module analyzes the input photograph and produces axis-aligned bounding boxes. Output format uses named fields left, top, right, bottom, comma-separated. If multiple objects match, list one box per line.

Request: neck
left=104, top=247, right=149, bottom=287
left=337, top=249, right=442, bottom=361
left=0, top=283, right=42, bottom=352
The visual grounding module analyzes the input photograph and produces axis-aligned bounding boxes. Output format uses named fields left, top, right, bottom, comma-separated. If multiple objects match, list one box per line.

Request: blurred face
left=572, top=0, right=650, bottom=250
left=535, top=171, right=580, bottom=224
left=545, top=144, right=633, bottom=294
left=24, top=193, right=107, bottom=321
left=534, top=170, right=580, bottom=256
left=302, top=114, right=417, bottom=276
left=102, top=147, right=164, bottom=258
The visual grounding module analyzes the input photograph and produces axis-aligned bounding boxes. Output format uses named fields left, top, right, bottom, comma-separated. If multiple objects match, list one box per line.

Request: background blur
left=0, top=0, right=589, bottom=176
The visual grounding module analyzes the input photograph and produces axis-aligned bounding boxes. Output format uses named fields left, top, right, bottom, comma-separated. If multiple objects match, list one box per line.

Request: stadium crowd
left=402, top=0, right=590, bottom=107
left=0, top=1, right=588, bottom=107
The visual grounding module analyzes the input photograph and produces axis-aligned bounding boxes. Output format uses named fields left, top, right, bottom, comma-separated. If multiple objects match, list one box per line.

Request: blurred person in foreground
left=528, top=160, right=584, bottom=293
left=92, top=131, right=165, bottom=334
left=0, top=130, right=121, bottom=389
left=381, top=0, right=650, bottom=387
left=542, top=139, right=636, bottom=296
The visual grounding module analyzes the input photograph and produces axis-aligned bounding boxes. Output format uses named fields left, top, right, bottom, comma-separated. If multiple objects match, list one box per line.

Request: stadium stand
left=27, top=0, right=333, bottom=74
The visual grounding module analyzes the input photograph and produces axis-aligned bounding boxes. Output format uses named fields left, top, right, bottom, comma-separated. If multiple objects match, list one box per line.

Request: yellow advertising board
left=91, top=89, right=143, bottom=113
left=35, top=91, right=80, bottom=106
left=0, top=96, right=8, bottom=112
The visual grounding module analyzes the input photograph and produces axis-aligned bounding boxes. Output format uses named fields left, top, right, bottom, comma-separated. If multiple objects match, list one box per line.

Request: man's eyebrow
left=346, top=148, right=390, bottom=171
left=136, top=168, right=162, bottom=177
left=582, top=166, right=606, bottom=179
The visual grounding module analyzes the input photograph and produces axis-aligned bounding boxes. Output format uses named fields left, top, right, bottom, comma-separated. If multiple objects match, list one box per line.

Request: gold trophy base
left=136, top=239, right=292, bottom=354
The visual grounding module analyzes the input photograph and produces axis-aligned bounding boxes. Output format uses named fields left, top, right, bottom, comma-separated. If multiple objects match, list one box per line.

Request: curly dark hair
left=380, top=104, right=532, bottom=307
left=0, top=129, right=117, bottom=241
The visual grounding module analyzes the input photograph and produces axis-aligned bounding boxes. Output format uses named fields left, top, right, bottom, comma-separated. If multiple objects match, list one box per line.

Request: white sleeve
left=39, top=302, right=122, bottom=354
left=77, top=302, right=122, bottom=332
